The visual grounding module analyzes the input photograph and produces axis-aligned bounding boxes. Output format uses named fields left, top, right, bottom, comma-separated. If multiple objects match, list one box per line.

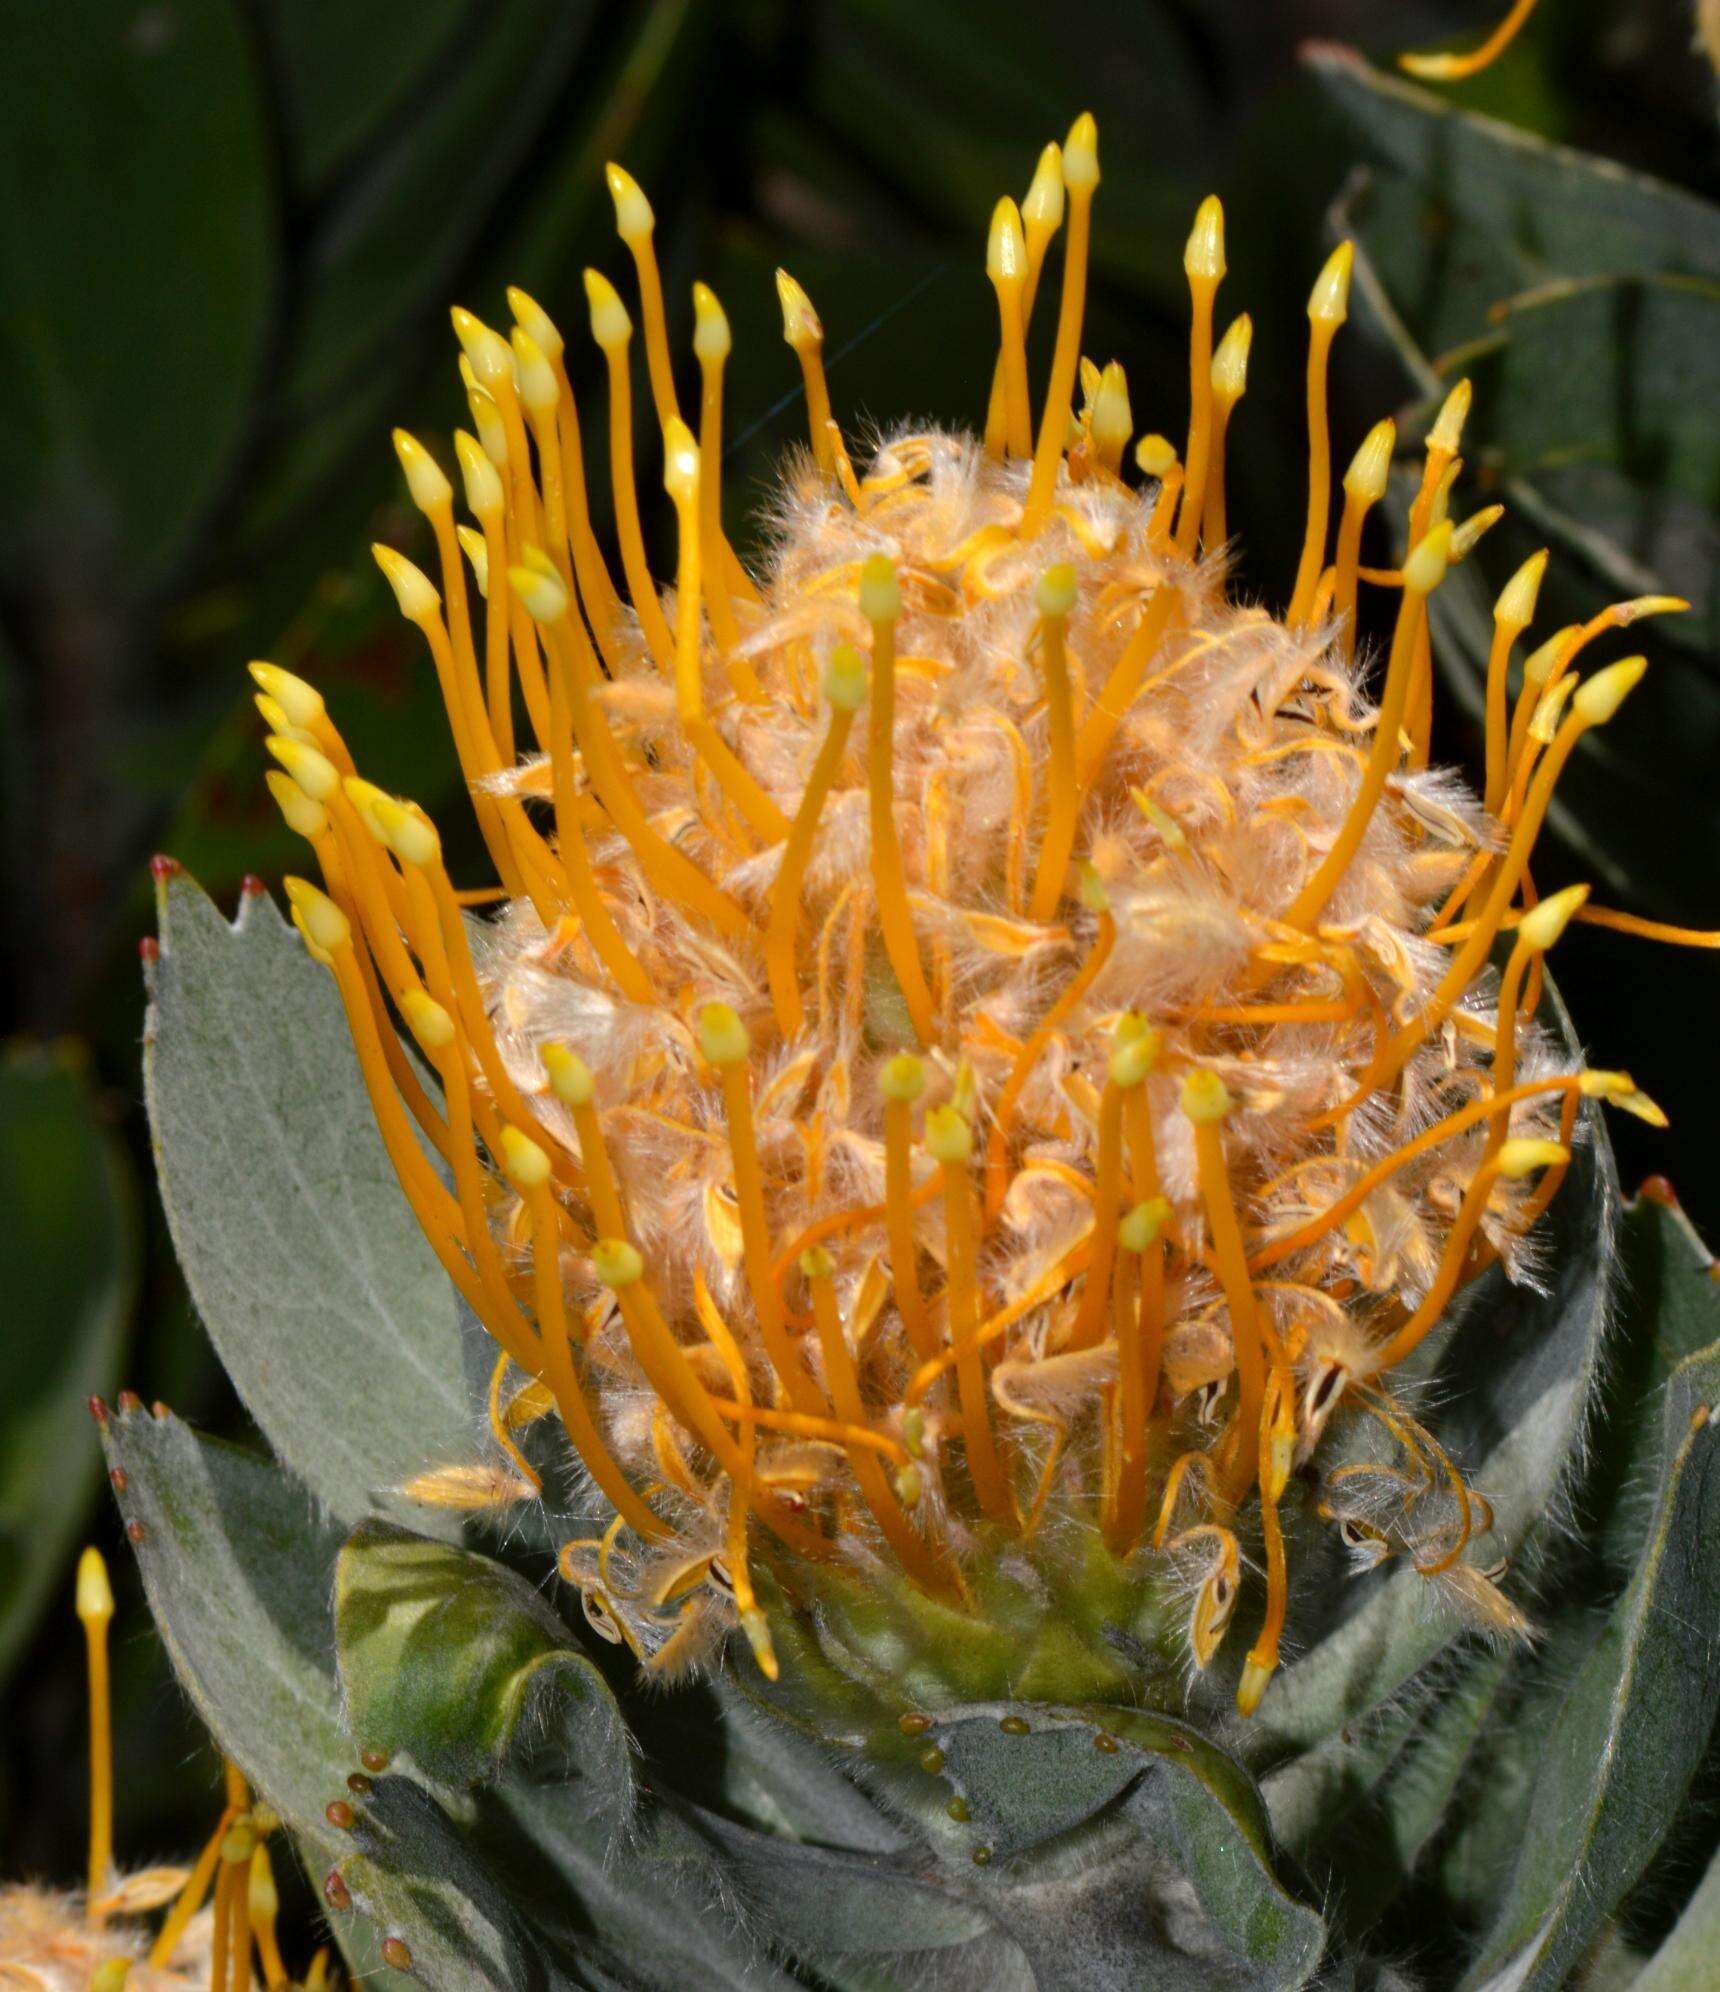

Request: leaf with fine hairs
left=145, top=867, right=478, bottom=1520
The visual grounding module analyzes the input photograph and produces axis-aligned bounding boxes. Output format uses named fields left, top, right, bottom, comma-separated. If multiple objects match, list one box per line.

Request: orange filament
left=690, top=284, right=763, bottom=692
left=513, top=1158, right=666, bottom=1541
left=404, top=477, right=534, bottom=905
left=1401, top=0, right=1543, bottom=79
left=929, top=1109, right=1013, bottom=1522
left=799, top=1254, right=945, bottom=1584
left=1288, top=246, right=1352, bottom=626
left=1281, top=523, right=1450, bottom=933
left=585, top=272, right=675, bottom=671
left=691, top=1268, right=769, bottom=1671
left=293, top=825, right=456, bottom=1171
left=314, top=937, right=494, bottom=1334
left=863, top=563, right=938, bottom=1043
left=1174, top=197, right=1223, bottom=555
left=528, top=604, right=753, bottom=942
left=607, top=165, right=681, bottom=433
left=985, top=196, right=1033, bottom=457
left=985, top=141, right=1062, bottom=445
left=1201, top=315, right=1251, bottom=548
left=486, top=1350, right=544, bottom=1495
left=1022, top=116, right=1098, bottom=536
left=985, top=909, right=1116, bottom=1218
left=1571, top=906, right=1720, bottom=949
left=1067, top=1078, right=1126, bottom=1350
left=880, top=1066, right=941, bottom=1363
left=768, top=650, right=862, bottom=1036
left=1074, top=585, right=1181, bottom=785
left=1369, top=1145, right=1564, bottom=1373
left=663, top=424, right=790, bottom=843
left=707, top=1388, right=906, bottom=1460
left=1520, top=1087, right=1581, bottom=1230
left=1250, top=1073, right=1583, bottom=1275
left=1501, top=598, right=1682, bottom=814
left=77, top=1549, right=114, bottom=1920
left=529, top=312, right=627, bottom=653
left=1483, top=553, right=1548, bottom=815
left=1332, top=420, right=1394, bottom=665
left=542, top=667, right=658, bottom=1005
left=1185, top=1077, right=1270, bottom=1505
left=1143, top=446, right=1183, bottom=553
left=1028, top=568, right=1080, bottom=920
left=1109, top=1194, right=1168, bottom=1554
left=1236, top=1363, right=1291, bottom=1715
left=777, top=270, right=835, bottom=475
left=151, top=1809, right=236, bottom=1969
left=705, top=1012, right=828, bottom=1417
left=1152, top=1450, right=1213, bottom=1550
left=1369, top=668, right=1642, bottom=1089
left=568, top=1092, right=828, bottom=1557
left=411, top=1014, right=541, bottom=1375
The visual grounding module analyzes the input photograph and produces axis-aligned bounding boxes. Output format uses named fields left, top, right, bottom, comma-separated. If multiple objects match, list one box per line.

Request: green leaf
left=267, top=0, right=470, bottom=192
left=0, top=0, right=275, bottom=593
left=275, top=2, right=599, bottom=424
left=101, top=1403, right=558, bottom=1988
left=0, top=1042, right=134, bottom=1683
left=334, top=1519, right=632, bottom=1812
left=144, top=868, right=476, bottom=1519
left=1460, top=1336, right=1720, bottom=1989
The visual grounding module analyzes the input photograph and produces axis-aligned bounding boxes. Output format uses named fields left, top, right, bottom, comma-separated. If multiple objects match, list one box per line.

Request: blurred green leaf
left=0, top=0, right=275, bottom=594
left=266, top=0, right=470, bottom=193
left=0, top=1043, right=134, bottom=1682
left=144, top=867, right=476, bottom=1518
left=1482, top=275, right=1720, bottom=514
left=273, top=2, right=599, bottom=427
left=335, top=1520, right=633, bottom=1810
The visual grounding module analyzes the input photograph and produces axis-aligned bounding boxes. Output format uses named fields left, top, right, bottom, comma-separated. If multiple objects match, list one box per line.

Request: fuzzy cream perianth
left=256, top=111, right=1683, bottom=1714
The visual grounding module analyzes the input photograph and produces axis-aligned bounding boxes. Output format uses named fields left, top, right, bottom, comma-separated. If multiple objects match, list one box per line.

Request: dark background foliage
left=2, top=0, right=1715, bottom=1940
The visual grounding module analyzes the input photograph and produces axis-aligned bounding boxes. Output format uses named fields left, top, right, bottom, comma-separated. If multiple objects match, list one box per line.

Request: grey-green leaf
left=912, top=1703, right=1326, bottom=1989
left=101, top=1403, right=557, bottom=1989
left=1306, top=45, right=1720, bottom=282
left=144, top=869, right=474, bottom=1519
left=1460, top=1338, right=1720, bottom=1989
left=334, top=1519, right=632, bottom=1815
left=0, top=1042, right=134, bottom=1684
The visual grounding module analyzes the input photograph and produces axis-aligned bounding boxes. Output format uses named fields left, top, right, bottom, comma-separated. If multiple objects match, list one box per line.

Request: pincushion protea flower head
left=252, top=110, right=1690, bottom=1724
